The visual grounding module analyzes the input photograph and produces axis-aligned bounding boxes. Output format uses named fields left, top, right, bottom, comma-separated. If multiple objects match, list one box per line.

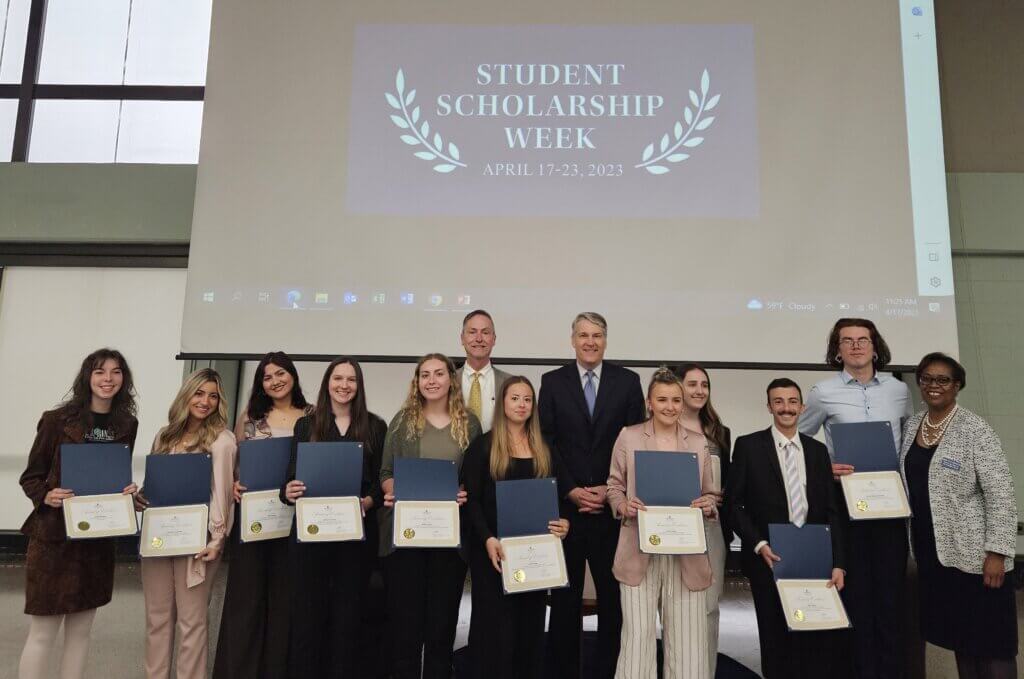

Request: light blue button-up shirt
left=798, top=370, right=913, bottom=457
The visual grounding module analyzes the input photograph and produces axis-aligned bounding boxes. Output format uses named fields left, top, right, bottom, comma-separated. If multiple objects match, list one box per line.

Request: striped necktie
left=783, top=441, right=807, bottom=527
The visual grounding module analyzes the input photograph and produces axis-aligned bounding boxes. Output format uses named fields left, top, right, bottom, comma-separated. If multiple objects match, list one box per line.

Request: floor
left=0, top=560, right=1019, bottom=678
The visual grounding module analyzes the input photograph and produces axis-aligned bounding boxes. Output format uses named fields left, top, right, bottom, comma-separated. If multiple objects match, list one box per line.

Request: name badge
left=940, top=457, right=961, bottom=471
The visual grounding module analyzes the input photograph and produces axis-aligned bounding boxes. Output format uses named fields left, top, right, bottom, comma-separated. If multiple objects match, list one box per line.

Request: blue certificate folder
left=60, top=443, right=132, bottom=496
left=831, top=421, right=899, bottom=472
left=143, top=454, right=211, bottom=507
left=295, top=442, right=363, bottom=498
left=635, top=451, right=701, bottom=506
left=496, top=478, right=559, bottom=538
left=768, top=523, right=833, bottom=580
left=393, top=457, right=458, bottom=501
left=239, top=437, right=293, bottom=491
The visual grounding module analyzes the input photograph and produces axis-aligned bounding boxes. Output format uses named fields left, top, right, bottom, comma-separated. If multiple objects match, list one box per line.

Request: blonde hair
left=400, top=353, right=471, bottom=449
left=646, top=366, right=684, bottom=418
left=153, top=368, right=229, bottom=453
left=489, top=376, right=551, bottom=480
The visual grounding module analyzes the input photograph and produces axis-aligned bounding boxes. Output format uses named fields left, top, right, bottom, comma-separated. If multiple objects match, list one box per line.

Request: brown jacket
left=20, top=409, right=139, bottom=541
left=606, top=420, right=714, bottom=590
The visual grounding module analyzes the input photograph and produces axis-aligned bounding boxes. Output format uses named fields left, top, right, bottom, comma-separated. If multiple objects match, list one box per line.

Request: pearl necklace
left=921, top=405, right=958, bottom=447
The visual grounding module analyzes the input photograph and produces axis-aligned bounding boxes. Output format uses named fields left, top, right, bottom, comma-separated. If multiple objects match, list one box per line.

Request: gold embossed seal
left=77, top=521, right=90, bottom=531
left=403, top=528, right=416, bottom=540
left=856, top=500, right=868, bottom=512
left=794, top=609, right=805, bottom=622
left=648, top=534, right=661, bottom=546
left=151, top=537, right=164, bottom=549
left=513, top=569, right=526, bottom=583
left=251, top=521, right=262, bottom=534
left=307, top=524, right=319, bottom=535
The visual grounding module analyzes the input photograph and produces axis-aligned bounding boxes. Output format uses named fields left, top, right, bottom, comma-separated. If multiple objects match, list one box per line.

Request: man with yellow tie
left=456, top=309, right=511, bottom=433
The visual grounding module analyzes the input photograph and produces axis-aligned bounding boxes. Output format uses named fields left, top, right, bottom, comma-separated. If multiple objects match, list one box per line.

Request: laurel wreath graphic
left=635, top=69, right=719, bottom=175
left=386, top=68, right=467, bottom=174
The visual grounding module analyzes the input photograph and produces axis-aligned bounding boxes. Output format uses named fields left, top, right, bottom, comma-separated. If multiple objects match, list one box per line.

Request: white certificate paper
left=139, top=504, right=209, bottom=557
left=776, top=578, right=852, bottom=631
left=637, top=506, right=707, bottom=555
left=240, top=489, right=295, bottom=542
left=63, top=493, right=138, bottom=539
left=295, top=496, right=364, bottom=542
left=393, top=500, right=460, bottom=548
left=500, top=534, right=569, bottom=594
left=841, top=471, right=911, bottom=520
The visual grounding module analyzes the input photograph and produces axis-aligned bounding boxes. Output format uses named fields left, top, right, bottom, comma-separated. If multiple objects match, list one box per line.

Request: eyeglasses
left=838, top=338, right=873, bottom=348
left=918, top=375, right=954, bottom=388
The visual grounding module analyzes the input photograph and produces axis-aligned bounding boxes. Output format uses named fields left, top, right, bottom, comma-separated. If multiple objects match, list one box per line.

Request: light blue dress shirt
left=798, top=370, right=913, bottom=457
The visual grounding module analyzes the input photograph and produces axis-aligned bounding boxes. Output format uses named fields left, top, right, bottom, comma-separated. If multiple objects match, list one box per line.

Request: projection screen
left=181, top=0, right=956, bottom=364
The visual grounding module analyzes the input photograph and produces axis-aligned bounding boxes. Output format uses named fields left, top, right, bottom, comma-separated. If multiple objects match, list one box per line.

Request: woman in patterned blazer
left=900, top=352, right=1018, bottom=679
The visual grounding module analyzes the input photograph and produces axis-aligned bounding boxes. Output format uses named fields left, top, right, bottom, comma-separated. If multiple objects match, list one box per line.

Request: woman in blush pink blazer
left=606, top=367, right=718, bottom=679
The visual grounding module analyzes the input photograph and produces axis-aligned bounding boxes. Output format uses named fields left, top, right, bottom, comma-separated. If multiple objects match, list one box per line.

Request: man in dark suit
left=725, top=378, right=849, bottom=679
left=538, top=312, right=646, bottom=679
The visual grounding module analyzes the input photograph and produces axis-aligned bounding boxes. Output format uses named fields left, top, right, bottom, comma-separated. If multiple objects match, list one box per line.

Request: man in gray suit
left=456, top=309, right=510, bottom=432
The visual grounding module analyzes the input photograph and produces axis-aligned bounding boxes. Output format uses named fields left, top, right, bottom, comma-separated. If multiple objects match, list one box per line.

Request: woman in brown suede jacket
left=17, top=348, right=139, bottom=679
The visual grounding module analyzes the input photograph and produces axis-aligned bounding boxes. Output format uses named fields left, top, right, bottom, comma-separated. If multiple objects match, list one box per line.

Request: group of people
left=16, top=310, right=1018, bottom=679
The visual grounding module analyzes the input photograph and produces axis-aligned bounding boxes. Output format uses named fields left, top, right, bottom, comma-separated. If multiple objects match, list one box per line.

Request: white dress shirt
left=576, top=361, right=602, bottom=395
left=462, top=362, right=496, bottom=432
left=754, top=426, right=808, bottom=555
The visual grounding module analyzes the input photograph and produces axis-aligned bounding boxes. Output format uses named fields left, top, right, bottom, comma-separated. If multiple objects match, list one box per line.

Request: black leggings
left=955, top=653, right=1017, bottom=679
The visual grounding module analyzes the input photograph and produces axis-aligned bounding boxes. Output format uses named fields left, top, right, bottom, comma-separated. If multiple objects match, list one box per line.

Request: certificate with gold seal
left=775, top=579, right=851, bottom=631
left=637, top=506, right=707, bottom=555
left=500, top=533, right=568, bottom=594
left=393, top=500, right=460, bottom=548
left=295, top=496, right=364, bottom=542
left=139, top=504, right=209, bottom=557
left=63, top=493, right=138, bottom=539
left=840, top=471, right=911, bottom=520
left=240, top=489, right=295, bottom=542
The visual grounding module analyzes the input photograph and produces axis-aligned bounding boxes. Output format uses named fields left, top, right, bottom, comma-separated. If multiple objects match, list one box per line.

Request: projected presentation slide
left=183, top=0, right=956, bottom=364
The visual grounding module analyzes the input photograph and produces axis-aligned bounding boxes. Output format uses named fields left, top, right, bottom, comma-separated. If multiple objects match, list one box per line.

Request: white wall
left=0, top=267, right=188, bottom=530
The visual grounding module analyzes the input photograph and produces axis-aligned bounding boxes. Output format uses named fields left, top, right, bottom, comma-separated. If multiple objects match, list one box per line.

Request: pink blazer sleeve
left=207, top=429, right=237, bottom=550
left=606, top=427, right=630, bottom=518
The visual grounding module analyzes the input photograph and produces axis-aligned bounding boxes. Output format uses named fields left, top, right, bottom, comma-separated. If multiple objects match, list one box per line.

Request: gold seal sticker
left=513, top=569, right=526, bottom=583
left=307, top=524, right=319, bottom=535
left=793, top=609, right=805, bottom=622
left=77, top=521, right=90, bottom=531
left=648, top=534, right=661, bottom=546
left=151, top=537, right=164, bottom=549
left=856, top=500, right=868, bottom=512
left=250, top=521, right=262, bottom=534
left=403, top=528, right=416, bottom=540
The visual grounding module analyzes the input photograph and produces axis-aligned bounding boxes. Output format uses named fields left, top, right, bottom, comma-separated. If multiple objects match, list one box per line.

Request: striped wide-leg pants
left=615, top=556, right=709, bottom=679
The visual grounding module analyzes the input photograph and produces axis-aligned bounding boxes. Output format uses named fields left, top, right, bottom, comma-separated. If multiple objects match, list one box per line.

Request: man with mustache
left=725, top=378, right=848, bottom=678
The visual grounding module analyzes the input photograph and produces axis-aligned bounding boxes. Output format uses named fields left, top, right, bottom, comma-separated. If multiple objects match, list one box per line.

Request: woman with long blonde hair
left=379, top=353, right=481, bottom=679
left=136, top=368, right=237, bottom=679
left=463, top=376, right=569, bottom=678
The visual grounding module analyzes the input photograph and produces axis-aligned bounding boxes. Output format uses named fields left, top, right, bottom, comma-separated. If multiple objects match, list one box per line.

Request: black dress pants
left=385, top=548, right=467, bottom=679
left=548, top=510, right=621, bottom=679
left=213, top=523, right=290, bottom=679
left=842, top=518, right=909, bottom=679
left=287, top=539, right=364, bottom=679
left=467, top=547, right=546, bottom=679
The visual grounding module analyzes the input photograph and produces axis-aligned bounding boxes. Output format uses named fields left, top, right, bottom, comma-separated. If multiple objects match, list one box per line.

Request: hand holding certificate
left=635, top=450, right=708, bottom=555
left=496, top=478, right=568, bottom=593
left=831, top=422, right=911, bottom=520
left=294, top=442, right=365, bottom=542
left=393, top=457, right=460, bottom=548
left=139, top=454, right=212, bottom=558
left=768, top=523, right=851, bottom=631
left=61, top=443, right=138, bottom=539
left=238, top=438, right=295, bottom=542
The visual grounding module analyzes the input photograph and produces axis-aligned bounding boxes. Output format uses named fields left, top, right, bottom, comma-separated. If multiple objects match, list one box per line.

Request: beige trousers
left=705, top=519, right=726, bottom=676
left=141, top=556, right=220, bottom=679
left=616, top=555, right=710, bottom=679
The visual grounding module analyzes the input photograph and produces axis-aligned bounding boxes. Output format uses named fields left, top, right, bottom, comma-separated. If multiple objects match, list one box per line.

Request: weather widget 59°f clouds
left=345, top=25, right=759, bottom=218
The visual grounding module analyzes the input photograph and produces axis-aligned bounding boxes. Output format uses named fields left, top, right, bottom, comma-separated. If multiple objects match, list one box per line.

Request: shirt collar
left=465, top=362, right=492, bottom=378
left=577, top=362, right=603, bottom=381
left=771, top=426, right=802, bottom=451
left=841, top=369, right=880, bottom=387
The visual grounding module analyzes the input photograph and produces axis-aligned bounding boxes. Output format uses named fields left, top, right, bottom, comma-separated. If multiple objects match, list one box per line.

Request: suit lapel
left=760, top=428, right=785, bottom=490
left=591, top=364, right=614, bottom=424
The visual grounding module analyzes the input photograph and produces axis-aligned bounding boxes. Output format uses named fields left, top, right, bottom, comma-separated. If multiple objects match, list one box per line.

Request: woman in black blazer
left=280, top=357, right=386, bottom=679
left=463, top=376, right=569, bottom=679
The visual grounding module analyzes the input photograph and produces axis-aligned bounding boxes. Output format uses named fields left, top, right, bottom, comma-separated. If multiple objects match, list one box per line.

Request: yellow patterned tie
left=468, top=372, right=482, bottom=420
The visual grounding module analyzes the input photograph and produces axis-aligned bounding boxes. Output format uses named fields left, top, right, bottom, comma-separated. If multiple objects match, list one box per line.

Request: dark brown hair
left=825, top=318, right=892, bottom=369
left=461, top=309, right=494, bottom=329
left=766, top=377, right=803, bottom=403
left=675, top=363, right=729, bottom=454
left=57, top=348, right=137, bottom=436
left=310, top=357, right=372, bottom=445
left=245, top=351, right=308, bottom=421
